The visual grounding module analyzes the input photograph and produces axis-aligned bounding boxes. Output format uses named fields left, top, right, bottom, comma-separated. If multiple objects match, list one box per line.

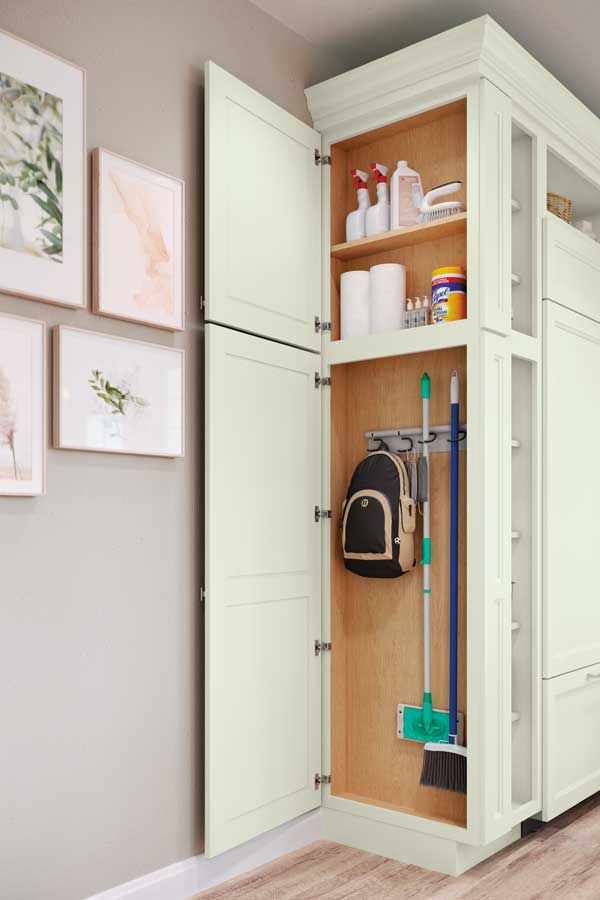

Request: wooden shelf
left=325, top=319, right=469, bottom=367
left=330, top=213, right=467, bottom=261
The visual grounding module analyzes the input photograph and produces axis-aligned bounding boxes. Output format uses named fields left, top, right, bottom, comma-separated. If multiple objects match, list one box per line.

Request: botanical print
left=55, top=327, right=184, bottom=458
left=0, top=314, right=45, bottom=495
left=0, top=366, right=23, bottom=479
left=0, top=72, right=63, bottom=262
left=89, top=368, right=147, bottom=416
left=94, top=149, right=184, bottom=330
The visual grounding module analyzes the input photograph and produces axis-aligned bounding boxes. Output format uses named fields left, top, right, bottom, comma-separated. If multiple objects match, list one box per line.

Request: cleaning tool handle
left=449, top=371, right=460, bottom=745
left=429, top=180, right=462, bottom=199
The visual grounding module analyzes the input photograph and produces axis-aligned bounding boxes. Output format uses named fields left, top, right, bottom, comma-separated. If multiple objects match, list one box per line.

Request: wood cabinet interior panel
left=330, top=100, right=467, bottom=246
left=330, top=347, right=467, bottom=828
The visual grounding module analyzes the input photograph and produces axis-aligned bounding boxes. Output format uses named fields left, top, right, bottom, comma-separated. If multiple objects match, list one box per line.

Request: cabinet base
left=322, top=808, right=520, bottom=876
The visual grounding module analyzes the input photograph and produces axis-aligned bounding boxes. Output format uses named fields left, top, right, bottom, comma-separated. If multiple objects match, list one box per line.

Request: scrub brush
left=418, top=181, right=465, bottom=223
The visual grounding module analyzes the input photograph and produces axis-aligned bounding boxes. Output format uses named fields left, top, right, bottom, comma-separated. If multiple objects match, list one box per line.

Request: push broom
left=420, top=370, right=467, bottom=793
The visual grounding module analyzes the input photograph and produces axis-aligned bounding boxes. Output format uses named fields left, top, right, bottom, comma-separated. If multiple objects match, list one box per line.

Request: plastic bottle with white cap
left=365, top=163, right=390, bottom=236
left=346, top=169, right=370, bottom=241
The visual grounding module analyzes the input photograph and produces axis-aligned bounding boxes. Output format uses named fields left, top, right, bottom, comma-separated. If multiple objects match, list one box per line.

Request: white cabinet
left=203, top=14, right=600, bottom=873
left=205, top=325, right=322, bottom=855
left=205, top=63, right=321, bottom=351
left=543, top=301, right=600, bottom=678
left=543, top=662, right=600, bottom=820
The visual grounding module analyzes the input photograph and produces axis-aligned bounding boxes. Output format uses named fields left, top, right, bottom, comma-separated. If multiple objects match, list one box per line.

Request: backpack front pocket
left=342, top=490, right=393, bottom=560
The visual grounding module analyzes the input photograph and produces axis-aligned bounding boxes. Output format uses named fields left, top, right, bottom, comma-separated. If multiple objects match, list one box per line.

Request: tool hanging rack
left=365, top=424, right=467, bottom=454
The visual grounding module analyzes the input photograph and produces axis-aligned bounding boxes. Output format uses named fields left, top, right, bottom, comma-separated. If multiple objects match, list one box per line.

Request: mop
left=399, top=373, right=449, bottom=743
left=420, top=370, right=467, bottom=793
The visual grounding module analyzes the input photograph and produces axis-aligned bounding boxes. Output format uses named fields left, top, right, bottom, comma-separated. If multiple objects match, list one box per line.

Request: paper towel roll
left=369, top=263, right=406, bottom=334
left=341, top=270, right=370, bottom=339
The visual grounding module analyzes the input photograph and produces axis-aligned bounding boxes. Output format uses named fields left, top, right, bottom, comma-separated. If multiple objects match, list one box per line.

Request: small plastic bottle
left=403, top=298, right=414, bottom=329
left=412, top=298, right=421, bottom=328
left=420, top=295, right=430, bottom=327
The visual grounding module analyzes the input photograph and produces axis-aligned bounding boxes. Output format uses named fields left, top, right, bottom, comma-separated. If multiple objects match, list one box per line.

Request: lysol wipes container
left=431, top=266, right=467, bottom=323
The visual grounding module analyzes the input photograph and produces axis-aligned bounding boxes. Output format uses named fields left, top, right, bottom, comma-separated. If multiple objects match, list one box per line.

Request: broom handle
left=421, top=374, right=432, bottom=729
left=449, top=371, right=459, bottom=745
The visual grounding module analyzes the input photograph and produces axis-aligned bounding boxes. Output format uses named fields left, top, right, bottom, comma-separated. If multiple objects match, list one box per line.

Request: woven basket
left=547, top=192, right=573, bottom=224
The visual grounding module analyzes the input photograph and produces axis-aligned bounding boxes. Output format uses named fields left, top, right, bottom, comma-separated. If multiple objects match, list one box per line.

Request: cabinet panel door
left=544, top=301, right=600, bottom=676
left=543, top=662, right=600, bottom=820
left=205, top=324, right=322, bottom=857
left=205, top=63, right=321, bottom=351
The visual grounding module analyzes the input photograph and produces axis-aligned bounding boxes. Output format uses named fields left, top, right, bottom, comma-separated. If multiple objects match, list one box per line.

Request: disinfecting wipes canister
left=431, top=266, right=467, bottom=323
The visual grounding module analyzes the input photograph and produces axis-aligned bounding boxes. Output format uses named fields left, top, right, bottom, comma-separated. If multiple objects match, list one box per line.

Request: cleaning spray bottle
left=346, top=169, right=370, bottom=241
left=390, top=160, right=423, bottom=228
left=365, top=163, right=390, bottom=236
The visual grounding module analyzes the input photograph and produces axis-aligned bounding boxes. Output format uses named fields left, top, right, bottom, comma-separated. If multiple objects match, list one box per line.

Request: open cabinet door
left=205, top=324, right=322, bottom=857
left=205, top=62, right=321, bottom=351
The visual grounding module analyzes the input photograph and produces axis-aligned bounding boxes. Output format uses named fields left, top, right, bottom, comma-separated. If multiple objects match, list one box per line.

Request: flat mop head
left=420, top=742, right=467, bottom=794
left=397, top=702, right=450, bottom=743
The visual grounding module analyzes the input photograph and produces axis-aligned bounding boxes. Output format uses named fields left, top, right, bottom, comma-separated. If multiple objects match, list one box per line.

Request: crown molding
left=305, top=15, right=600, bottom=179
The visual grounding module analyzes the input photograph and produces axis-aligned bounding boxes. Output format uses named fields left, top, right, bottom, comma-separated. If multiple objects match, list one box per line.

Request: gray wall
left=0, top=3, right=343, bottom=898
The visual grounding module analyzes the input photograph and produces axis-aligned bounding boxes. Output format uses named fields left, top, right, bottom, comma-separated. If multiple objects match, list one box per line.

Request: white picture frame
left=0, top=311, right=46, bottom=496
left=92, top=148, right=185, bottom=331
left=0, top=28, right=85, bottom=308
left=53, top=326, right=184, bottom=458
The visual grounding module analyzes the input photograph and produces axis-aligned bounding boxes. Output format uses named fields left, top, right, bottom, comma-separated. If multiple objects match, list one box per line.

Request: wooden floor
left=194, top=794, right=600, bottom=899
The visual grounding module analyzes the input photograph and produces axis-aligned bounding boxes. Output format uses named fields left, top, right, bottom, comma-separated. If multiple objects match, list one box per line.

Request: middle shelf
left=331, top=212, right=467, bottom=261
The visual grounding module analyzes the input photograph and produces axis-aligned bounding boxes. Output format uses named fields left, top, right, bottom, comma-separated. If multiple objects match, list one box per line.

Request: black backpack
left=341, top=450, right=416, bottom=578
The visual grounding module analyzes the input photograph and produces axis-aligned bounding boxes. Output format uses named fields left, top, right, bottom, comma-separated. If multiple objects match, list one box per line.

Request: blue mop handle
left=449, top=372, right=460, bottom=745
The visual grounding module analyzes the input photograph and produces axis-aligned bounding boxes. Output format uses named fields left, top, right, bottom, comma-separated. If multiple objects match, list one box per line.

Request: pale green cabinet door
left=205, top=324, right=322, bottom=857
left=205, top=62, right=321, bottom=351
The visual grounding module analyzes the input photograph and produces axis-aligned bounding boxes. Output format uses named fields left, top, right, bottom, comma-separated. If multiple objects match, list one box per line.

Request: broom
left=420, top=370, right=467, bottom=794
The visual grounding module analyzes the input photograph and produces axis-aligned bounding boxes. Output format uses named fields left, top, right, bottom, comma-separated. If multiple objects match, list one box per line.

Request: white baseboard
left=84, top=809, right=322, bottom=900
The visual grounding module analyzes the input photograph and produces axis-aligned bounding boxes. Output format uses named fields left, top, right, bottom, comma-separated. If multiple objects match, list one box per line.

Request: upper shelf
left=331, top=213, right=467, bottom=261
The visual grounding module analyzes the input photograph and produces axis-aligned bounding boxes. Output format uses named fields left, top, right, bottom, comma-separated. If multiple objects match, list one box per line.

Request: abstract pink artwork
left=93, top=148, right=184, bottom=330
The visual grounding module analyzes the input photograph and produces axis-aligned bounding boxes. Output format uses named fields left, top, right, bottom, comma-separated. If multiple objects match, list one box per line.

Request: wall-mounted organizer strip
left=365, top=424, right=467, bottom=454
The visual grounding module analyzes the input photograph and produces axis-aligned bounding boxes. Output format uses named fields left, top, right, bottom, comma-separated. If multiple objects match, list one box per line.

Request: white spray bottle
left=365, top=163, right=390, bottom=236
left=346, top=169, right=370, bottom=241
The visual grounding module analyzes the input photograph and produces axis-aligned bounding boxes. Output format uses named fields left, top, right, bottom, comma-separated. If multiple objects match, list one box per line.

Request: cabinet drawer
left=543, top=662, right=600, bottom=820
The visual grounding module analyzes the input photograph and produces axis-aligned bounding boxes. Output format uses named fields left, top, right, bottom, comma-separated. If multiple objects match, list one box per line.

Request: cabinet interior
left=329, top=100, right=467, bottom=341
left=330, top=347, right=467, bottom=828
left=547, top=149, right=600, bottom=235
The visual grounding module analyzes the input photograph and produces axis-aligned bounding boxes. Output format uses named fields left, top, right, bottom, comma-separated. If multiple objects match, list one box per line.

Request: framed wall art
left=0, top=312, right=45, bottom=496
left=92, top=148, right=184, bottom=330
left=53, top=326, right=184, bottom=458
left=0, top=29, right=85, bottom=308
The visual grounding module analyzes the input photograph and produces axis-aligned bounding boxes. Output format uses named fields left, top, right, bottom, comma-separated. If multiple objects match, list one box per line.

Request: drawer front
left=543, top=662, right=600, bottom=820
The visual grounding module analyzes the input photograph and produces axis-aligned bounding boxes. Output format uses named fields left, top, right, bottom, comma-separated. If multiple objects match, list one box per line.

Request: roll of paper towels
left=369, top=263, right=406, bottom=333
left=341, top=270, right=370, bottom=339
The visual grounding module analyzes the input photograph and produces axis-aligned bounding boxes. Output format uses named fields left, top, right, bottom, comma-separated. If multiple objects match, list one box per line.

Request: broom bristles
left=420, top=743, right=467, bottom=794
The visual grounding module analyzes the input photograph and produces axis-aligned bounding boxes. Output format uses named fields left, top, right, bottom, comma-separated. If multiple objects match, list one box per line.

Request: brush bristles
left=420, top=745, right=467, bottom=794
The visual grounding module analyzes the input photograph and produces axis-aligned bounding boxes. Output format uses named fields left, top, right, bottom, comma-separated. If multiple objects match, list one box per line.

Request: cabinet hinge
left=315, top=773, right=332, bottom=789
left=314, top=639, right=332, bottom=656
left=200, top=587, right=206, bottom=603
left=314, top=316, right=332, bottom=333
left=314, top=150, right=331, bottom=166
left=314, top=372, right=331, bottom=389
left=314, top=506, right=332, bottom=522
left=199, top=294, right=205, bottom=312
